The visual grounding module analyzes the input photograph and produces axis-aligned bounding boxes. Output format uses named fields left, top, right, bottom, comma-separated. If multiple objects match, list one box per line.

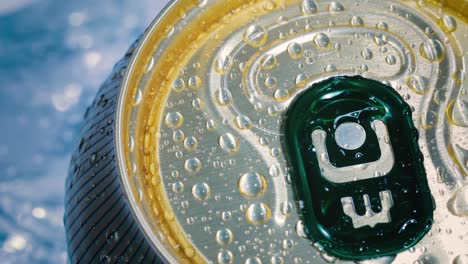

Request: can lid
left=117, top=0, right=467, bottom=263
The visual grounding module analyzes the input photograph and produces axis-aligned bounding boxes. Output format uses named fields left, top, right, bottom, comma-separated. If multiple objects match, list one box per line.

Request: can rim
left=115, top=0, right=179, bottom=263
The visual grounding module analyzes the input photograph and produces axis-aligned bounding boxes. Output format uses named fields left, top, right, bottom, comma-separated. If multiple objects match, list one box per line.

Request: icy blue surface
left=0, top=0, right=169, bottom=263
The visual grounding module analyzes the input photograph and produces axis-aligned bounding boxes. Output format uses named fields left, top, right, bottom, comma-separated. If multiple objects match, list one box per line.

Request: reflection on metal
left=341, top=190, right=394, bottom=229
left=311, top=120, right=395, bottom=183
left=334, top=122, right=367, bottom=150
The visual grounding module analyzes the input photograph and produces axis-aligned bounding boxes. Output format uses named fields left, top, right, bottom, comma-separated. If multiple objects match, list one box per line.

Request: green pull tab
left=284, top=76, right=434, bottom=260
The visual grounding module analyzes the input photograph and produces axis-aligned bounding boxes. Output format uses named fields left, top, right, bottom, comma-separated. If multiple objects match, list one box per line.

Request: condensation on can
left=65, top=0, right=468, bottom=263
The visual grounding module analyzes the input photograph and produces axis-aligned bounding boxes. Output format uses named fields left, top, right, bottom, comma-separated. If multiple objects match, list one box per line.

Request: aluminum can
left=64, top=0, right=468, bottom=263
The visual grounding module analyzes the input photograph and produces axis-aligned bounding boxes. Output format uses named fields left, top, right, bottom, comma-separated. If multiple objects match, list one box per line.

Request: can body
left=65, top=0, right=468, bottom=263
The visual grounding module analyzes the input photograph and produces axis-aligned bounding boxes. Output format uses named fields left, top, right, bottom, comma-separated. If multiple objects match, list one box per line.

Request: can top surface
left=116, top=0, right=467, bottom=263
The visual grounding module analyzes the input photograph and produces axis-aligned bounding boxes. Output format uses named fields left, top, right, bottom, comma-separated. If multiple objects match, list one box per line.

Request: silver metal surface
left=116, top=0, right=468, bottom=263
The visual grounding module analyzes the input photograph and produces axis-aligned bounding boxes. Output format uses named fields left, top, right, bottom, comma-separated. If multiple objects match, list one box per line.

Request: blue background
left=0, top=0, right=169, bottom=262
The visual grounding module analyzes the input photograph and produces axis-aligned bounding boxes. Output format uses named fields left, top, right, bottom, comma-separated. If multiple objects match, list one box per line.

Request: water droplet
left=238, top=245, right=246, bottom=253
left=329, top=1, right=344, bottom=12
left=361, top=48, right=373, bottom=60
left=134, top=89, right=143, bottom=105
left=129, top=136, right=135, bottom=152
left=261, top=54, right=277, bottom=70
left=420, top=39, right=445, bottom=61
left=229, top=72, right=239, bottom=82
left=419, top=111, right=438, bottom=129
left=271, top=147, right=281, bottom=157
left=219, top=133, right=240, bottom=153
left=376, top=21, right=388, bottom=30
left=407, top=75, right=429, bottom=95
left=214, top=55, right=234, bottom=75
left=254, top=102, right=264, bottom=112
left=172, top=78, right=185, bottom=93
left=282, top=239, right=294, bottom=250
left=268, top=105, right=278, bottom=117
left=281, top=201, right=293, bottom=216
left=385, top=55, right=397, bottom=65
left=238, top=172, right=267, bottom=197
left=301, top=0, right=318, bottom=15
left=381, top=81, right=391, bottom=87
left=188, top=76, right=202, bottom=89
left=313, top=33, right=331, bottom=49
left=192, top=98, right=205, bottom=110
left=145, top=56, right=155, bottom=72
left=446, top=98, right=468, bottom=127
left=243, top=24, right=268, bottom=47
left=265, top=77, right=277, bottom=89
left=269, top=165, right=280, bottom=177
left=206, top=119, right=218, bottom=131
left=270, top=256, right=284, bottom=264
left=263, top=0, right=277, bottom=10
left=184, top=136, right=198, bottom=151
left=165, top=112, right=184, bottom=128
left=246, top=202, right=271, bottom=225
left=176, top=151, right=184, bottom=159
left=288, top=42, right=304, bottom=58
left=350, top=16, right=364, bottom=26
left=216, top=228, right=234, bottom=246
left=295, top=73, right=308, bottom=87
left=246, top=257, right=262, bottom=264
left=360, top=64, right=368, bottom=72
left=214, top=89, right=233, bottom=106
left=424, top=27, right=435, bottom=36
left=447, top=185, right=468, bottom=217
left=325, top=64, right=336, bottom=72
left=192, top=183, right=211, bottom=201
left=185, top=247, right=195, bottom=258
left=185, top=158, right=202, bottom=173
left=217, top=250, right=234, bottom=264
left=234, top=115, right=253, bottom=130
left=334, top=43, right=341, bottom=51
left=172, top=182, right=184, bottom=194
left=259, top=136, right=269, bottom=146
left=296, top=221, right=308, bottom=238
left=274, top=89, right=290, bottom=101
left=453, top=254, right=468, bottom=264
left=373, top=34, right=388, bottom=46
left=439, top=15, right=457, bottom=33
left=222, top=211, right=232, bottom=222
